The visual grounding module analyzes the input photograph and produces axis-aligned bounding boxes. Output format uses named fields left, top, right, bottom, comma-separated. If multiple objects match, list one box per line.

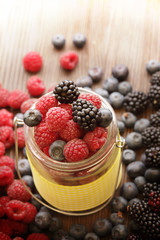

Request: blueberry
left=30, top=194, right=43, bottom=210
left=128, top=219, right=140, bottom=232
left=134, top=118, right=150, bottom=133
left=110, top=213, right=124, bottom=226
left=146, top=59, right=160, bottom=74
left=112, top=64, right=129, bottom=81
left=88, top=67, right=103, bottom=83
left=73, top=33, right=86, bottom=48
left=127, top=161, right=146, bottom=179
left=117, top=120, right=125, bottom=134
left=15, top=112, right=24, bottom=120
left=121, top=112, right=137, bottom=128
left=84, top=232, right=100, bottom=240
left=103, top=77, right=119, bottom=93
left=69, top=224, right=86, bottom=239
left=23, top=147, right=27, bottom=158
left=49, top=140, right=66, bottom=161
left=118, top=81, right=132, bottom=96
left=134, top=176, right=146, bottom=191
left=24, top=109, right=42, bottom=127
left=111, top=224, right=128, bottom=240
left=97, top=108, right=113, bottom=128
left=52, top=229, right=70, bottom=240
left=94, top=88, right=109, bottom=98
left=122, top=149, right=136, bottom=165
left=125, top=132, right=143, bottom=149
left=76, top=75, right=93, bottom=88
left=39, top=206, right=53, bottom=214
left=109, top=92, right=124, bottom=109
left=110, top=196, right=128, bottom=212
left=128, top=198, right=140, bottom=207
left=144, top=168, right=160, bottom=183
left=35, top=211, right=52, bottom=229
left=49, top=217, right=62, bottom=233
left=29, top=222, right=42, bottom=233
left=52, top=34, right=65, bottom=49
left=120, top=182, right=138, bottom=200
left=22, top=175, right=35, bottom=191
left=93, top=218, right=112, bottom=237
left=18, top=158, right=31, bottom=176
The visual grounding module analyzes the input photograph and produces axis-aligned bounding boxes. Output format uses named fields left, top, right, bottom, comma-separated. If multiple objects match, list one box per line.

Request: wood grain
left=0, top=0, right=160, bottom=238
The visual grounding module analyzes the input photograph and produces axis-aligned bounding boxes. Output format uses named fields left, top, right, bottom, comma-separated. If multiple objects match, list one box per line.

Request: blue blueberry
left=22, top=147, right=27, bottom=158
left=49, top=217, right=62, bottom=233
left=73, top=33, right=86, bottom=48
left=24, top=109, right=42, bottom=127
left=127, top=161, right=146, bottom=179
left=120, top=182, right=138, bottom=200
left=76, top=75, right=93, bottom=88
left=117, top=120, right=125, bottom=134
left=18, top=158, right=31, bottom=176
left=125, top=132, right=143, bottom=149
left=118, top=81, right=132, bottom=95
left=110, top=196, right=128, bottom=212
left=134, top=176, right=146, bottom=191
left=111, top=224, right=128, bottom=240
left=88, top=67, right=103, bottom=83
left=112, top=64, right=129, bottom=81
left=35, top=211, right=52, bottom=229
left=69, top=224, right=86, bottom=239
left=128, top=198, right=140, bottom=207
left=146, top=59, right=160, bottom=74
left=122, top=149, right=136, bottom=165
left=49, top=140, right=66, bottom=161
left=103, top=77, right=119, bottom=93
left=144, top=168, right=160, bottom=183
left=134, top=118, right=150, bottom=133
left=52, top=229, right=71, bottom=240
left=52, top=34, right=65, bottom=49
left=22, top=175, right=35, bottom=191
left=110, top=213, right=124, bottom=226
left=29, top=222, right=42, bottom=233
left=84, top=232, right=100, bottom=240
left=98, top=108, right=113, bottom=128
left=93, top=218, right=112, bottom=237
left=109, top=92, right=124, bottom=109
left=94, top=88, right=109, bottom=98
left=121, top=112, right=137, bottom=128
left=30, top=194, right=43, bottom=210
left=15, top=112, right=24, bottom=120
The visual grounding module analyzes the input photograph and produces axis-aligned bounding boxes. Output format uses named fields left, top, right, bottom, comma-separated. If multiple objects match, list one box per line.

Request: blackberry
left=144, top=146, right=160, bottom=168
left=142, top=126, right=160, bottom=147
left=72, top=99, right=101, bottom=131
left=150, top=111, right=160, bottom=127
left=150, top=71, right=160, bottom=86
left=148, top=85, right=160, bottom=110
left=53, top=80, right=80, bottom=104
left=123, top=91, right=148, bottom=114
left=127, top=233, right=142, bottom=240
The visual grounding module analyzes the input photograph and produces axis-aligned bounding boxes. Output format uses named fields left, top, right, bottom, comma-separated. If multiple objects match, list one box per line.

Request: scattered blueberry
left=146, top=59, right=160, bottom=74
left=49, top=140, right=66, bottom=161
left=110, top=196, right=128, bottom=212
left=144, top=168, right=160, bottom=183
left=134, top=176, right=146, bottom=192
left=29, top=222, right=42, bottom=233
left=18, top=158, right=32, bottom=176
left=103, top=77, right=119, bottom=93
left=128, top=198, right=140, bottom=207
left=24, top=109, right=42, bottom=127
left=134, top=118, right=150, bottom=133
left=109, top=92, right=124, bottom=109
left=127, top=161, right=146, bottom=179
left=118, top=81, right=132, bottom=95
left=52, top=34, right=65, bottom=49
left=39, top=206, right=52, bottom=214
left=15, top=112, right=24, bottom=120
left=121, top=112, right=137, bottom=128
left=76, top=75, right=93, bottom=88
left=110, top=212, right=124, bottom=226
left=35, top=211, right=52, bottom=229
left=30, top=194, right=43, bottom=210
left=117, top=120, right=125, bottom=134
left=128, top=219, right=140, bottom=232
left=73, top=33, right=86, bottom=48
left=84, top=232, right=100, bottom=240
left=69, top=224, right=86, bottom=239
left=120, top=182, right=138, bottom=200
left=23, top=146, right=27, bottom=158
left=122, top=149, right=136, bottom=165
left=112, top=64, right=129, bottom=81
left=53, top=229, right=70, bottom=240
left=94, top=88, right=109, bottom=98
left=49, top=217, right=62, bottom=233
left=111, top=224, right=128, bottom=240
left=97, top=108, right=113, bottom=128
left=22, top=175, right=35, bottom=191
left=88, top=66, right=103, bottom=82
left=125, top=132, right=143, bottom=149
left=93, top=218, right=112, bottom=237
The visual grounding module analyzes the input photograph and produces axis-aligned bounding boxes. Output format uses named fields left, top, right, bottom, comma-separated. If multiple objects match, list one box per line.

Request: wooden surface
left=0, top=0, right=160, bottom=238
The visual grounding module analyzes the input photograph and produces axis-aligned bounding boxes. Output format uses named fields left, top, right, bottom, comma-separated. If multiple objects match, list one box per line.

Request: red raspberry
left=46, top=107, right=70, bottom=132
left=23, top=202, right=37, bottom=223
left=0, top=88, right=10, bottom=108
left=0, top=196, right=10, bottom=206
left=35, top=94, right=58, bottom=115
left=47, top=85, right=55, bottom=93
left=0, top=83, right=1, bottom=88
left=8, top=220, right=28, bottom=235
left=0, top=142, right=5, bottom=157
left=59, top=103, right=73, bottom=119
left=78, top=93, right=101, bottom=109
left=59, top=120, right=83, bottom=141
left=34, top=122, right=59, bottom=149
left=0, top=203, right=5, bottom=218
left=8, top=90, right=29, bottom=109
left=60, top=51, right=78, bottom=70
left=14, top=127, right=25, bottom=148
left=7, top=179, right=31, bottom=202
left=23, top=52, right=43, bottom=73
left=64, top=138, right=89, bottom=162
left=0, top=156, right=15, bottom=171
left=0, top=127, right=14, bottom=149
left=27, top=233, right=49, bottom=240
left=42, top=146, right=50, bottom=157
left=83, top=127, right=107, bottom=152
left=0, top=109, right=13, bottom=127
left=0, top=232, right=12, bottom=240
left=13, top=237, right=24, bottom=240
left=0, top=219, right=13, bottom=236
left=0, top=166, right=14, bottom=186
left=20, top=98, right=37, bottom=114
left=27, top=76, right=45, bottom=96
left=5, top=200, right=26, bottom=221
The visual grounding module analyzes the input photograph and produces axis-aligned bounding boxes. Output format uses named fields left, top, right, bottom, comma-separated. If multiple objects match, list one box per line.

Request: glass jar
left=22, top=88, right=125, bottom=216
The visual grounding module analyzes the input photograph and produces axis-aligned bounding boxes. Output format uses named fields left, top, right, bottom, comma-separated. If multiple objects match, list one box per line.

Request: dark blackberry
left=123, top=91, right=148, bottom=114
left=142, top=126, right=160, bottom=147
left=53, top=80, right=80, bottom=104
left=148, top=85, right=160, bottom=110
left=150, top=111, right=160, bottom=127
left=144, top=146, right=160, bottom=168
left=150, top=71, right=160, bottom=86
left=129, top=200, right=160, bottom=239
left=72, top=99, right=101, bottom=131
left=127, top=233, right=142, bottom=240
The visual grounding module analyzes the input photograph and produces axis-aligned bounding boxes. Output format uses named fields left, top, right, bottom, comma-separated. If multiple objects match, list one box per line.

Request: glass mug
left=14, top=88, right=125, bottom=216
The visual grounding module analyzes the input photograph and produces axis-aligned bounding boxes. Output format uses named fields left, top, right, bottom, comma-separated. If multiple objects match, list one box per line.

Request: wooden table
left=0, top=0, right=159, bottom=238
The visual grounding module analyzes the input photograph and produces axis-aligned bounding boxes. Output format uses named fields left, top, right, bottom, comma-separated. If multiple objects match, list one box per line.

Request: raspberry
left=26, top=233, right=50, bottom=240
left=83, top=127, right=107, bottom=152
left=0, top=219, right=13, bottom=236
left=78, top=93, right=102, bottom=109
left=0, top=166, right=14, bottom=186
left=8, top=90, right=29, bottom=109
left=0, top=142, right=5, bottom=157
left=59, top=120, right=83, bottom=141
left=60, top=51, right=79, bottom=70
left=20, top=98, right=37, bottom=114
left=7, top=179, right=31, bottom=202
left=13, top=127, right=25, bottom=148
left=35, top=94, right=58, bottom=115
left=5, top=200, right=26, bottom=221
left=0, top=156, right=15, bottom=171
left=23, top=52, right=43, bottom=73
left=0, top=88, right=10, bottom=108
left=34, top=122, right=59, bottom=149
left=13, top=237, right=24, bottom=240
left=27, top=76, right=45, bottom=96
left=23, top=202, right=37, bottom=223
left=0, top=203, right=5, bottom=218
left=8, top=220, right=28, bottom=235
left=0, top=232, right=12, bottom=240
left=0, top=127, right=14, bottom=149
left=0, top=196, right=10, bottom=206
left=0, top=109, right=13, bottom=127
left=64, top=138, right=89, bottom=162
left=59, top=103, right=73, bottom=119
left=42, top=146, right=50, bottom=157
left=46, top=107, right=70, bottom=132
